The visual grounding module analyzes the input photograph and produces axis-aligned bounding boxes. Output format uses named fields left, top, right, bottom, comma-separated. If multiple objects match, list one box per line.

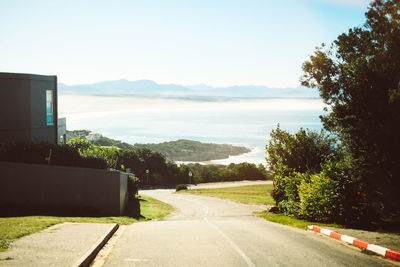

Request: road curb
left=308, top=225, right=400, bottom=262
left=72, top=223, right=119, bottom=267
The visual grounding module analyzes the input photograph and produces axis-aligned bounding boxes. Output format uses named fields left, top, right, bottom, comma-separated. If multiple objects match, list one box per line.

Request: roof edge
left=0, top=72, right=57, bottom=82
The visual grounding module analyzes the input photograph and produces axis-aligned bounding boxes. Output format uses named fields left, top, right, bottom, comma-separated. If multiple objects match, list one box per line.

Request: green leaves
left=301, top=0, right=400, bottom=223
left=266, top=125, right=338, bottom=175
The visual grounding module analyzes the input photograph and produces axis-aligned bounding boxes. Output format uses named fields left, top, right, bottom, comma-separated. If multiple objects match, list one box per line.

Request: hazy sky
left=0, top=0, right=370, bottom=87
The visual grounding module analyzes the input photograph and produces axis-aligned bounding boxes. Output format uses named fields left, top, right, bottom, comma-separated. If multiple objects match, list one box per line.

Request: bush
left=127, top=174, right=140, bottom=199
left=0, top=142, right=107, bottom=169
left=67, top=137, right=118, bottom=169
left=266, top=125, right=337, bottom=174
left=297, top=172, right=341, bottom=222
left=176, top=184, right=188, bottom=191
left=277, top=172, right=307, bottom=217
left=272, top=163, right=294, bottom=205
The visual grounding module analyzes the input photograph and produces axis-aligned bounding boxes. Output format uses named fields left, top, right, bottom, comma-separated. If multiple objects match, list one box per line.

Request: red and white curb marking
left=308, top=225, right=400, bottom=262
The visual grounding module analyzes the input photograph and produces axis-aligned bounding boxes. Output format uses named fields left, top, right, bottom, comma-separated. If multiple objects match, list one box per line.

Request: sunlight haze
left=0, top=0, right=369, bottom=87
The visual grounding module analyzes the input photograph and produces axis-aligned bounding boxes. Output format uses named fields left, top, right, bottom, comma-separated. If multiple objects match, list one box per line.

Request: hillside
left=67, top=130, right=251, bottom=162
left=133, top=139, right=251, bottom=162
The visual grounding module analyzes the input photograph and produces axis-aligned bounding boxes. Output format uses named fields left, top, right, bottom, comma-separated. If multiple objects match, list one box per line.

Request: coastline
left=175, top=147, right=265, bottom=166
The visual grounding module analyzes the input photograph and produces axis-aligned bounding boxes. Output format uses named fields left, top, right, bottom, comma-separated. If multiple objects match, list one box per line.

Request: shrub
left=127, top=174, right=140, bottom=199
left=271, top=163, right=296, bottom=205
left=297, top=172, right=341, bottom=222
left=266, top=125, right=337, bottom=174
left=67, top=137, right=118, bottom=169
left=0, top=142, right=107, bottom=169
left=176, top=184, right=188, bottom=191
left=278, top=172, right=309, bottom=217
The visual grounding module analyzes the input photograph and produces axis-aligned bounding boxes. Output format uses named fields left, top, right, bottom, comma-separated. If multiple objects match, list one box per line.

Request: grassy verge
left=181, top=184, right=343, bottom=230
left=255, top=211, right=343, bottom=230
left=180, top=184, right=275, bottom=206
left=138, top=194, right=175, bottom=220
left=0, top=194, right=173, bottom=252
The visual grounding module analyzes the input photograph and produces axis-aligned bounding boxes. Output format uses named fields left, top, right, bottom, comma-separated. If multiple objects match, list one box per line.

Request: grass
left=181, top=184, right=344, bottom=230
left=255, top=211, right=344, bottom=230
left=180, top=184, right=275, bottom=206
left=0, top=194, right=173, bottom=252
left=138, top=194, right=175, bottom=220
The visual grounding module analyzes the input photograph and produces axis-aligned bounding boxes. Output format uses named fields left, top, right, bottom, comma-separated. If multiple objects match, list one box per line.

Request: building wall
left=0, top=161, right=128, bottom=216
left=0, top=72, right=57, bottom=144
left=29, top=74, right=57, bottom=143
left=0, top=74, right=31, bottom=141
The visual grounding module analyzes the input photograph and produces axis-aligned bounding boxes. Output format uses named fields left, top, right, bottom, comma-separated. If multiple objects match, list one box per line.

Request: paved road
left=103, top=188, right=395, bottom=266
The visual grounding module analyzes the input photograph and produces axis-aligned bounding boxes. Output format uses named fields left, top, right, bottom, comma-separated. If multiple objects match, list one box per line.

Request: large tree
left=301, top=0, right=400, bottom=222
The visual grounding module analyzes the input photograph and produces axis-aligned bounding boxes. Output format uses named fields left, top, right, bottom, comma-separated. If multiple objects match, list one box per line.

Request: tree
left=266, top=126, right=338, bottom=211
left=301, top=0, right=400, bottom=222
left=266, top=125, right=338, bottom=175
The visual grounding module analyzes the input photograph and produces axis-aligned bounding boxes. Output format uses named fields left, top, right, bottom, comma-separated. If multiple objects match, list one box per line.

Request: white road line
left=180, top=196, right=256, bottom=267
left=203, top=217, right=256, bottom=267
left=172, top=195, right=256, bottom=266
left=124, top=259, right=150, bottom=262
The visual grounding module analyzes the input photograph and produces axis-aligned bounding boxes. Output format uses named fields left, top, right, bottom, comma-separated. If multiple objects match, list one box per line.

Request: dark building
left=0, top=72, right=58, bottom=144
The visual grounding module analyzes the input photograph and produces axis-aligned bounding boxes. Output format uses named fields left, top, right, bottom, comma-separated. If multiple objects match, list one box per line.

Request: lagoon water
left=58, top=94, right=325, bottom=165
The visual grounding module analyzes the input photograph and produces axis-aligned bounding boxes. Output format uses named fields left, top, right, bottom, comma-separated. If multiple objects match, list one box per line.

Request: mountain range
left=58, top=79, right=319, bottom=98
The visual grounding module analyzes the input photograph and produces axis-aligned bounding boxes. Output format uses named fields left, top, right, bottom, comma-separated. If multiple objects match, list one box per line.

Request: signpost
left=188, top=171, right=192, bottom=189
left=146, top=169, right=150, bottom=185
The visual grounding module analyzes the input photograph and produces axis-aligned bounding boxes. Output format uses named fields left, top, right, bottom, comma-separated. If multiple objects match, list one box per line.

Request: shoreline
left=174, top=147, right=265, bottom=166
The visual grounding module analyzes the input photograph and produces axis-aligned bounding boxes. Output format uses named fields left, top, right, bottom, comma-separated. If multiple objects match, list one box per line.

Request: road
left=103, top=185, right=395, bottom=266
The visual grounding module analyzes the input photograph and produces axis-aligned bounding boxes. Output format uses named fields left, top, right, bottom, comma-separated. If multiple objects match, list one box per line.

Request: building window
left=46, top=90, right=54, bottom=125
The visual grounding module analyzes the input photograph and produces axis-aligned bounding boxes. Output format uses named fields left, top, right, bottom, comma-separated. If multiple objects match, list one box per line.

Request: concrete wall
left=119, top=172, right=128, bottom=214
left=0, top=72, right=57, bottom=144
left=0, top=161, right=128, bottom=216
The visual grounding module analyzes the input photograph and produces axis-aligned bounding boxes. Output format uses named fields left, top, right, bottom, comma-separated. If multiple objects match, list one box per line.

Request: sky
left=0, top=0, right=371, bottom=88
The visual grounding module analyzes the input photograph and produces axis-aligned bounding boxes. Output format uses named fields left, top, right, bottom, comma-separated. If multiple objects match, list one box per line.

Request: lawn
left=139, top=194, right=175, bottom=220
left=0, top=194, right=173, bottom=252
left=180, top=184, right=275, bottom=206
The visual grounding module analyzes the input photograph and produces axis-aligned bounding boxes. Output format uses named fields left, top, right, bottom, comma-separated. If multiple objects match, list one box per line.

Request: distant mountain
left=59, top=79, right=319, bottom=98
left=59, top=79, right=191, bottom=95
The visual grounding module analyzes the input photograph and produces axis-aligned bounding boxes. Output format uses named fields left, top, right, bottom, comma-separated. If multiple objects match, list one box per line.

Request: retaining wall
left=0, top=161, right=128, bottom=216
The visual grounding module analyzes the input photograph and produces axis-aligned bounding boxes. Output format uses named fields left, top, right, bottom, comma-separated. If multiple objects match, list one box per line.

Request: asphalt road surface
left=103, top=186, right=396, bottom=266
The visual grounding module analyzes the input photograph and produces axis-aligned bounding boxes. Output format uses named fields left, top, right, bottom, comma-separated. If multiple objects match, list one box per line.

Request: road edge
left=72, top=223, right=119, bottom=267
left=308, top=225, right=400, bottom=262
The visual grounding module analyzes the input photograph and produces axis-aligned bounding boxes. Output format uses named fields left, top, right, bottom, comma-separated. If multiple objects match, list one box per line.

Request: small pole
left=146, top=169, right=149, bottom=185
left=188, top=171, right=192, bottom=189
left=47, top=149, right=52, bottom=165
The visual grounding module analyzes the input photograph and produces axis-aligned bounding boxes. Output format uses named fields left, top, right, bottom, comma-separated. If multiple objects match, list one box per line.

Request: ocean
left=58, top=94, right=325, bottom=165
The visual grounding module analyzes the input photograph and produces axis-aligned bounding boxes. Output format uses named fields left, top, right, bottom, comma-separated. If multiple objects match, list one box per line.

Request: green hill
left=133, top=139, right=251, bottom=161
left=67, top=130, right=251, bottom=162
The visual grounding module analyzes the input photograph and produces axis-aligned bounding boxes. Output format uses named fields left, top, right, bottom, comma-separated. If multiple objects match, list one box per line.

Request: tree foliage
left=266, top=125, right=338, bottom=174
left=66, top=137, right=268, bottom=186
left=301, top=0, right=400, bottom=221
left=266, top=126, right=343, bottom=222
